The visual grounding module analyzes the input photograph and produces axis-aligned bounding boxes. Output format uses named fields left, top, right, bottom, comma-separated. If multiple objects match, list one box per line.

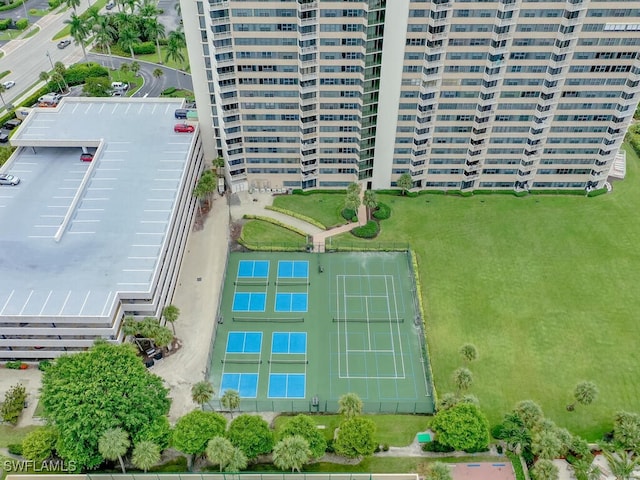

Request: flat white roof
left=0, top=98, right=194, bottom=320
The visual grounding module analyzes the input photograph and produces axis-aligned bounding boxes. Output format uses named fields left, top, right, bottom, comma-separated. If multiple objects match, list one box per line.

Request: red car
left=174, top=123, right=195, bottom=133
left=80, top=153, right=94, bottom=162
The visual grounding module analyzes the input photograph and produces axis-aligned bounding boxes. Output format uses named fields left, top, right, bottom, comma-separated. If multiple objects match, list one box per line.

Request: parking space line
left=77, top=208, right=104, bottom=211
left=136, top=232, right=163, bottom=235
left=34, top=225, right=58, bottom=228
left=59, top=187, right=78, bottom=190
left=79, top=291, right=91, bottom=315
left=151, top=188, right=175, bottom=191
left=88, top=187, right=114, bottom=190
left=38, top=291, right=53, bottom=316
left=41, top=215, right=64, bottom=218
left=27, top=235, right=53, bottom=238
left=18, top=290, right=34, bottom=315
left=83, top=198, right=109, bottom=201
left=100, top=168, right=121, bottom=171
left=141, top=220, right=166, bottom=224
left=58, top=291, right=72, bottom=315
left=47, top=205, right=69, bottom=208
left=132, top=244, right=161, bottom=247
left=74, top=219, right=100, bottom=223
left=128, top=256, right=156, bottom=259
left=1, top=290, right=15, bottom=315
left=53, top=196, right=74, bottom=199
left=92, top=178, right=117, bottom=181
left=117, top=282, right=149, bottom=286
left=68, top=231, right=96, bottom=234
left=144, top=209, right=171, bottom=212
left=123, top=269, right=153, bottom=272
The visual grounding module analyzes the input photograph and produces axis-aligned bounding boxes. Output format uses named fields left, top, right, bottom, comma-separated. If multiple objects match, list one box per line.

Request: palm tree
left=131, top=441, right=160, bottom=473
left=0, top=84, right=7, bottom=110
left=193, top=182, right=207, bottom=214
left=191, top=380, right=214, bottom=408
left=220, top=389, right=240, bottom=418
left=226, top=446, right=247, bottom=472
left=65, top=0, right=81, bottom=12
left=138, top=0, right=158, bottom=17
left=568, top=381, right=598, bottom=411
left=272, top=435, right=311, bottom=473
left=130, top=61, right=140, bottom=77
left=98, top=428, right=130, bottom=474
left=514, top=400, right=544, bottom=429
left=338, top=392, right=363, bottom=419
left=92, top=15, right=117, bottom=69
left=162, top=305, right=179, bottom=335
left=452, top=367, right=473, bottom=394
left=206, top=437, right=235, bottom=472
left=165, top=30, right=186, bottom=83
left=603, top=450, right=640, bottom=480
left=64, top=13, right=90, bottom=61
left=118, top=23, right=140, bottom=60
left=499, top=413, right=531, bottom=455
left=144, top=17, right=166, bottom=64
left=459, top=343, right=478, bottom=363
left=54, top=62, right=70, bottom=91
left=39, top=71, right=60, bottom=93
left=362, top=190, right=378, bottom=220
left=531, top=459, right=559, bottom=480
left=416, top=462, right=452, bottom=480
left=153, top=326, right=173, bottom=349
left=397, top=172, right=413, bottom=195
left=153, top=67, right=164, bottom=80
left=572, top=458, right=601, bottom=480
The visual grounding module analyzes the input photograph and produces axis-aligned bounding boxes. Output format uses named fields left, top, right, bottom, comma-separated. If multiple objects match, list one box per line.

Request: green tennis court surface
left=208, top=251, right=435, bottom=414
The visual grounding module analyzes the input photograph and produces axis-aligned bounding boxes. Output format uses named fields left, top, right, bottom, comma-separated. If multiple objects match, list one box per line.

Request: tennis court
left=209, top=251, right=434, bottom=413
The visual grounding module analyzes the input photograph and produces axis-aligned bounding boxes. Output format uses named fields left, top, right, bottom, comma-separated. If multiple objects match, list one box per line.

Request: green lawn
left=272, top=194, right=346, bottom=228
left=261, top=144, right=640, bottom=440
left=0, top=425, right=40, bottom=447
left=273, top=414, right=431, bottom=447
left=241, top=219, right=307, bottom=247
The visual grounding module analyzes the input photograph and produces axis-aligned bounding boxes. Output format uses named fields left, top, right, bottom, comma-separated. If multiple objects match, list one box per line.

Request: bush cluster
left=15, top=18, right=27, bottom=29
left=0, top=18, right=12, bottom=30
left=162, top=87, right=177, bottom=95
left=5, top=360, right=22, bottom=369
left=351, top=220, right=379, bottom=239
left=132, top=42, right=156, bottom=55
left=341, top=208, right=355, bottom=221
left=48, top=0, right=61, bottom=7
left=1, top=383, right=27, bottom=424
left=372, top=202, right=391, bottom=220
left=587, top=187, right=608, bottom=197
left=63, top=63, right=109, bottom=87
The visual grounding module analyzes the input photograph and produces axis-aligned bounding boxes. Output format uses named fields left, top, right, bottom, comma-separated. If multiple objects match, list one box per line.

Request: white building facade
left=183, top=0, right=640, bottom=193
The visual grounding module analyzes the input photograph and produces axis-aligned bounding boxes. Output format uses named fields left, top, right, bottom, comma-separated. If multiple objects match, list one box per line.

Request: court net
left=233, top=316, right=304, bottom=323
left=234, top=280, right=269, bottom=286
left=332, top=317, right=404, bottom=323
left=275, top=280, right=310, bottom=286
left=221, top=359, right=262, bottom=364
left=268, top=359, right=308, bottom=364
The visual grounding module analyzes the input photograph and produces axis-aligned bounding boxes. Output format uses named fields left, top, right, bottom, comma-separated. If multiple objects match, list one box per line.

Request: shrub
left=1, top=383, right=27, bottom=424
left=341, top=208, right=355, bottom=221
left=351, top=220, right=379, bottom=239
left=38, top=360, right=52, bottom=371
left=325, top=438, right=335, bottom=453
left=372, top=202, right=391, bottom=220
left=15, top=18, right=28, bottom=30
left=161, top=87, right=177, bottom=95
left=5, top=360, right=21, bottom=369
left=8, top=443, right=23, bottom=455
left=0, top=18, right=12, bottom=30
left=421, top=440, right=454, bottom=452
left=382, top=443, right=389, bottom=451
left=588, top=187, right=607, bottom=197
left=48, top=0, right=61, bottom=7
left=132, top=42, right=156, bottom=55
left=63, top=63, right=109, bottom=86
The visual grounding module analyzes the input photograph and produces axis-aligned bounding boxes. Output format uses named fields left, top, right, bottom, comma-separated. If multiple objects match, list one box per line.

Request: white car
left=2, top=81, right=15, bottom=89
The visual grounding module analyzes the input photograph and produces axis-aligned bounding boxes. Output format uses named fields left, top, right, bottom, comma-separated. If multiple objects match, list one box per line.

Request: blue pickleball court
left=238, top=260, right=270, bottom=278
left=232, top=292, right=267, bottom=312
left=268, top=373, right=306, bottom=398
left=277, top=260, right=309, bottom=279
left=274, top=293, right=308, bottom=312
left=271, top=332, right=307, bottom=354
left=221, top=373, right=259, bottom=398
left=226, top=331, right=263, bottom=353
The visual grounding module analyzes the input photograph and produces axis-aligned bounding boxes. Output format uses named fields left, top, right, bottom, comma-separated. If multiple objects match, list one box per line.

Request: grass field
left=241, top=220, right=306, bottom=246
left=0, top=425, right=40, bottom=447
left=246, top=144, right=640, bottom=440
left=273, top=194, right=346, bottom=228
left=273, top=414, right=431, bottom=446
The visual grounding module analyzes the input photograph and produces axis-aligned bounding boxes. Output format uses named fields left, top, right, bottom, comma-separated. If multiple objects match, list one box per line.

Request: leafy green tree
left=280, top=414, right=327, bottom=459
left=206, top=437, right=236, bottom=472
left=98, top=428, right=130, bottom=473
left=452, top=367, right=473, bottom=394
left=603, top=450, right=640, bottom=480
left=172, top=410, right=227, bottom=471
left=133, top=415, right=171, bottom=449
left=334, top=416, right=376, bottom=459
left=272, top=435, right=311, bottom=472
left=397, top=172, right=413, bottom=195
left=131, top=441, right=160, bottom=473
left=226, top=414, right=274, bottom=460
left=162, top=305, right=180, bottom=335
left=22, top=427, right=58, bottom=462
left=459, top=343, right=478, bottom=363
left=64, top=13, right=90, bottom=61
left=431, top=403, right=489, bottom=452
left=531, top=459, right=559, bottom=480
left=191, top=381, right=215, bottom=409
left=221, top=389, right=241, bottom=418
left=416, top=462, right=453, bottom=480
left=495, top=412, right=531, bottom=454
left=362, top=190, right=378, bottom=220
left=513, top=400, right=544, bottom=429
left=83, top=77, right=112, bottom=97
left=614, top=411, right=640, bottom=453
left=338, top=392, right=363, bottom=419
left=41, top=342, right=170, bottom=470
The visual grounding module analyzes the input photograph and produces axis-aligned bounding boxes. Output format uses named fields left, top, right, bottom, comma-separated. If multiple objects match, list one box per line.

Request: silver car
left=0, top=174, right=19, bottom=185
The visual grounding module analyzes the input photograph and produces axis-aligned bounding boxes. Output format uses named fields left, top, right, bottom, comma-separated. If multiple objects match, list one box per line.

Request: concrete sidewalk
left=311, top=189, right=368, bottom=252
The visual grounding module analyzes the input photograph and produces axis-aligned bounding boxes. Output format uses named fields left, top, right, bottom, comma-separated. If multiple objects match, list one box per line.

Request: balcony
left=299, top=1, right=317, bottom=11
left=301, top=160, right=318, bottom=172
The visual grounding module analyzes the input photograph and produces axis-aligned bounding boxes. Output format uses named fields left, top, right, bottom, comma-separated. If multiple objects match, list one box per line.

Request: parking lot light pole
left=46, top=51, right=54, bottom=70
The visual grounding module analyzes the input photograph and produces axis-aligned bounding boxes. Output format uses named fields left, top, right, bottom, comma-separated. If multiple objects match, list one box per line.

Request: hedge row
left=242, top=214, right=308, bottom=237
left=341, top=208, right=356, bottom=222
left=264, top=205, right=326, bottom=230
left=237, top=237, right=305, bottom=252
left=587, top=187, right=608, bottom=197
left=0, top=0, right=26, bottom=13
left=292, top=189, right=348, bottom=195
left=351, top=220, right=379, bottom=239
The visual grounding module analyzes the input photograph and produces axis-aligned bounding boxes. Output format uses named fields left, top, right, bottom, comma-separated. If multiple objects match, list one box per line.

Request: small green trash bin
left=417, top=432, right=431, bottom=443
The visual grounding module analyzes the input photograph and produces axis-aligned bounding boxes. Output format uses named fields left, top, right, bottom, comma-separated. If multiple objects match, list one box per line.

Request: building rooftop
left=0, top=98, right=193, bottom=321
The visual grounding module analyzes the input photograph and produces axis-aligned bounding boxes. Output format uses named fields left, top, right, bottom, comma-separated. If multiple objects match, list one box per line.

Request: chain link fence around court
left=205, top=399, right=433, bottom=415
left=85, top=473, right=418, bottom=480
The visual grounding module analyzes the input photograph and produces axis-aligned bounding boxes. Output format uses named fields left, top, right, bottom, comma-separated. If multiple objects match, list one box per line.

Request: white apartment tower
left=182, top=0, right=640, bottom=193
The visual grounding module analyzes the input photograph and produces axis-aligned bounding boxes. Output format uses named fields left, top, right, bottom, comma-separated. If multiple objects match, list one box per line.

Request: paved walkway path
left=311, top=189, right=367, bottom=252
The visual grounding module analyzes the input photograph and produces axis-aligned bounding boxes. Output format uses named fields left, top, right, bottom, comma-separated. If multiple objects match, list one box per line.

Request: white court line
left=347, top=349, right=395, bottom=353
left=389, top=275, right=406, bottom=378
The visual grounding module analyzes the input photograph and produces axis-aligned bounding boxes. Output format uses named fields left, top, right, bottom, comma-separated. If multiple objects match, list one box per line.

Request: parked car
left=3, top=119, right=21, bottom=130
left=105, top=1, right=114, bottom=9
left=57, top=39, right=71, bottom=49
left=0, top=174, right=19, bottom=185
left=80, top=153, right=94, bottom=162
left=2, top=81, right=15, bottom=89
left=174, top=123, right=195, bottom=133
left=0, top=133, right=8, bottom=143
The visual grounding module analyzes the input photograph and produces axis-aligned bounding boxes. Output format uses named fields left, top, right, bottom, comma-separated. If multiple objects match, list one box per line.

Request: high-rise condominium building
left=182, top=0, right=640, bottom=193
